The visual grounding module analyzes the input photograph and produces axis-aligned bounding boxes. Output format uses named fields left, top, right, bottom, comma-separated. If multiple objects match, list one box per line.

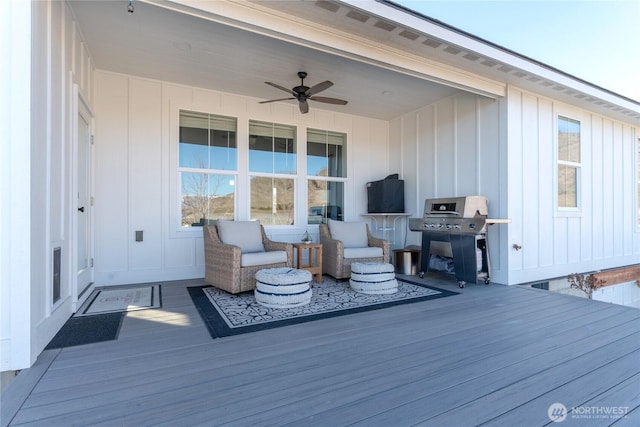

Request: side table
left=293, top=243, right=323, bottom=283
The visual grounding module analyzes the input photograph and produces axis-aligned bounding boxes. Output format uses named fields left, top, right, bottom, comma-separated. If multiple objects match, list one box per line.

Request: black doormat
left=189, top=277, right=457, bottom=339
left=45, top=312, right=125, bottom=349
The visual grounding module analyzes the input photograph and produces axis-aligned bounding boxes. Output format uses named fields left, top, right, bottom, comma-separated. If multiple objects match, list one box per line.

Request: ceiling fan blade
left=310, top=96, right=348, bottom=105
left=265, top=82, right=296, bottom=96
left=305, top=80, right=333, bottom=96
left=299, top=100, right=309, bottom=114
left=259, top=97, right=295, bottom=104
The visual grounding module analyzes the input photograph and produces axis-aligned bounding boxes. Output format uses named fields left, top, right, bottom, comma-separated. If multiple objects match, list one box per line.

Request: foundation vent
left=53, top=247, right=61, bottom=303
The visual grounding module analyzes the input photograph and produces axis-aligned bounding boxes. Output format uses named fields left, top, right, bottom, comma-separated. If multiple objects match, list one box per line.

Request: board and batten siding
left=392, top=87, right=639, bottom=286
left=1, top=0, right=96, bottom=370
left=390, top=92, right=509, bottom=284
left=507, top=86, right=639, bottom=285
left=93, top=71, right=389, bottom=286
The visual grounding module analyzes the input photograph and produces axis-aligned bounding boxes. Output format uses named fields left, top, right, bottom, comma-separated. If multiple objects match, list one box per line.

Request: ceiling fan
left=260, top=71, right=348, bottom=114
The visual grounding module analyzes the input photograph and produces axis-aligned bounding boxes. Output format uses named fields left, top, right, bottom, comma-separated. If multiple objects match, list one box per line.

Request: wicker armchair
left=319, top=221, right=389, bottom=280
left=203, top=223, right=293, bottom=294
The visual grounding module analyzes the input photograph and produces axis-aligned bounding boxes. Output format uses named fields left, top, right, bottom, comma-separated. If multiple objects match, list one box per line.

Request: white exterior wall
left=391, top=86, right=639, bottom=286
left=93, top=71, right=389, bottom=286
left=1, top=1, right=95, bottom=370
left=506, top=86, right=639, bottom=285
left=1, top=0, right=32, bottom=371
left=390, top=92, right=510, bottom=284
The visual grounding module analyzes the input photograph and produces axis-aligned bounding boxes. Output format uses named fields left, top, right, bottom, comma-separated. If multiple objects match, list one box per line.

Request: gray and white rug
left=76, top=284, right=162, bottom=316
left=188, top=277, right=457, bottom=338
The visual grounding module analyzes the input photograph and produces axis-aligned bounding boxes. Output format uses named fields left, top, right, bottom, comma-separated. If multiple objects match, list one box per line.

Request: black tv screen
left=367, top=175, right=404, bottom=213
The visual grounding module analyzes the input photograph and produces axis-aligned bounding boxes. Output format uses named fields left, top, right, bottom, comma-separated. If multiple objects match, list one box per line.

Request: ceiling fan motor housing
left=294, top=72, right=310, bottom=98
left=294, top=86, right=310, bottom=99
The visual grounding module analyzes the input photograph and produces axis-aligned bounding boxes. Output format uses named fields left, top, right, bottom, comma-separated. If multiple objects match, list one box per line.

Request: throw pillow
left=328, top=219, right=368, bottom=248
left=217, top=220, right=265, bottom=253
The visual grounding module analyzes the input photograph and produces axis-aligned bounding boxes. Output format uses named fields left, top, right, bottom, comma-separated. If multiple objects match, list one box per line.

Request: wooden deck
left=2, top=274, right=640, bottom=426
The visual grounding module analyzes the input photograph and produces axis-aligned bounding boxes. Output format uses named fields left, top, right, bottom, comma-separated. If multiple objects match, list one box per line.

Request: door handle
left=78, top=206, right=85, bottom=213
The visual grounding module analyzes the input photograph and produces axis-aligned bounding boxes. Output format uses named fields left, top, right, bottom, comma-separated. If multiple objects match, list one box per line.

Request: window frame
left=176, top=110, right=238, bottom=231
left=248, top=120, right=297, bottom=226
left=172, top=109, right=351, bottom=234
left=556, top=114, right=582, bottom=215
left=306, top=128, right=348, bottom=224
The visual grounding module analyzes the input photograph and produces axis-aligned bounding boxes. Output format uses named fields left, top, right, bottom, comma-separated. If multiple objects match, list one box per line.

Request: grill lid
left=409, top=196, right=510, bottom=235
left=423, top=196, right=488, bottom=218
left=410, top=196, right=489, bottom=234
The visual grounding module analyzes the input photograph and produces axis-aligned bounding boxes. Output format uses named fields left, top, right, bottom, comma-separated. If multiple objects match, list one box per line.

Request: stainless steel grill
left=409, top=196, right=504, bottom=288
left=409, top=196, right=489, bottom=235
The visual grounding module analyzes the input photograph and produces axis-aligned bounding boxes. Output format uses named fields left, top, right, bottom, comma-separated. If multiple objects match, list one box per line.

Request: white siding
left=391, top=92, right=508, bottom=284
left=93, top=72, right=390, bottom=286
left=0, top=0, right=95, bottom=370
left=1, top=0, right=33, bottom=371
left=393, top=87, right=639, bottom=286
left=507, top=86, right=640, bottom=284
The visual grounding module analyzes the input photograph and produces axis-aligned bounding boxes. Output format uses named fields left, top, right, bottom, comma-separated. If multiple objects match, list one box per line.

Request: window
left=307, top=129, right=346, bottom=223
left=176, top=112, right=348, bottom=228
left=249, top=121, right=296, bottom=225
left=557, top=116, right=581, bottom=208
left=179, top=110, right=237, bottom=226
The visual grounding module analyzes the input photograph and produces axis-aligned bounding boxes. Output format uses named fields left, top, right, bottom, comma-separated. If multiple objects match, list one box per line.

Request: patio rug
left=45, top=312, right=124, bottom=349
left=75, top=284, right=162, bottom=316
left=188, top=277, right=457, bottom=338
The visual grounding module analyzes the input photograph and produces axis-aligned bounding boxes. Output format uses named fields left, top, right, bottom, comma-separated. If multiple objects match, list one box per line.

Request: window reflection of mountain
left=250, top=176, right=294, bottom=225
left=182, top=172, right=234, bottom=226
left=183, top=194, right=234, bottom=226
left=182, top=166, right=341, bottom=226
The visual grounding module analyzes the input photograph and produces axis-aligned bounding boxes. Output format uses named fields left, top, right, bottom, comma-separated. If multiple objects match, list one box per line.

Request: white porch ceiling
left=69, top=0, right=640, bottom=123
left=68, top=0, right=462, bottom=120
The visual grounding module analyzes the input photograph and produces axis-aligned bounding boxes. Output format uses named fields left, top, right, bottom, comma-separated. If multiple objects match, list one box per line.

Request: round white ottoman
left=255, top=267, right=312, bottom=308
left=350, top=262, right=398, bottom=295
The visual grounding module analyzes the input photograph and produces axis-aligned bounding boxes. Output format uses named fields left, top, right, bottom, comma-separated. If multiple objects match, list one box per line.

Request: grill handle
left=425, top=211, right=460, bottom=216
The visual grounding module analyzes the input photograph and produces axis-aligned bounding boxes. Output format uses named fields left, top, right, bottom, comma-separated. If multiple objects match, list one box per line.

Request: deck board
left=240, top=313, right=640, bottom=426
left=3, top=275, right=639, bottom=426
left=483, top=363, right=640, bottom=426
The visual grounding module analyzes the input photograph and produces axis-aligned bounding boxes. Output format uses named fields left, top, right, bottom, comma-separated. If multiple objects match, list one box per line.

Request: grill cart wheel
left=484, top=278, right=490, bottom=285
left=459, top=281, right=465, bottom=288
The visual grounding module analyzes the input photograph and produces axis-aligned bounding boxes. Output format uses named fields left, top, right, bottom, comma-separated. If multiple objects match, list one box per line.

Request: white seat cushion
left=328, top=219, right=368, bottom=248
left=217, top=220, right=265, bottom=253
left=351, top=262, right=394, bottom=274
left=241, top=250, right=287, bottom=267
left=255, top=267, right=312, bottom=285
left=343, top=247, right=383, bottom=259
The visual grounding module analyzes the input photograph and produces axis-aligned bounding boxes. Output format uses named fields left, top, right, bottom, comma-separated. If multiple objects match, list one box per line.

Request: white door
left=76, top=96, right=93, bottom=297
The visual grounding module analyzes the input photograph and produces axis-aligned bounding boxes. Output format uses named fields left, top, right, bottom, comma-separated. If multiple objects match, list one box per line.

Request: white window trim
left=172, top=109, right=239, bottom=237
left=555, top=113, right=582, bottom=217
left=305, top=128, right=348, bottom=226
left=171, top=108, right=351, bottom=235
